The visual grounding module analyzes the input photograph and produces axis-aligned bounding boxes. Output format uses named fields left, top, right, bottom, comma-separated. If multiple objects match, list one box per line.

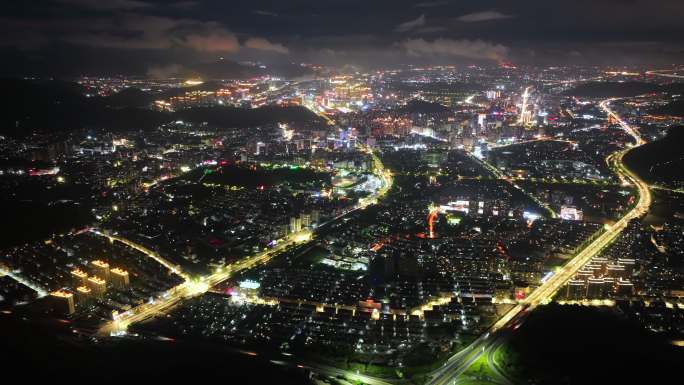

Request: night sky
left=1, top=0, right=683, bottom=76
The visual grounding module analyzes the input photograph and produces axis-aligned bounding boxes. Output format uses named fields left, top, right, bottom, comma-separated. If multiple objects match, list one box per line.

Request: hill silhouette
left=0, top=78, right=323, bottom=136
left=565, top=81, right=684, bottom=98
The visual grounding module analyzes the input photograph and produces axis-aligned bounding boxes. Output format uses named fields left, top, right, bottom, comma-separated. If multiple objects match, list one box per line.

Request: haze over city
left=1, top=1, right=684, bottom=384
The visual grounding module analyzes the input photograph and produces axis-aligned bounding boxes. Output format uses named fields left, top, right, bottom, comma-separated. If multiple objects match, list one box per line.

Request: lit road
left=297, top=362, right=396, bottom=385
left=466, top=150, right=558, bottom=218
left=0, top=266, right=48, bottom=298
left=98, top=146, right=393, bottom=336
left=98, top=229, right=314, bottom=336
left=487, top=137, right=576, bottom=150
left=486, top=336, right=514, bottom=385
left=645, top=69, right=684, bottom=79
left=107, top=229, right=315, bottom=327
left=90, top=229, right=188, bottom=281
left=427, top=98, right=652, bottom=385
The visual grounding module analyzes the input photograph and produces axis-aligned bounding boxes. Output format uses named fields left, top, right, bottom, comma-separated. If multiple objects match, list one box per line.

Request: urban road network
left=92, top=96, right=651, bottom=385
left=95, top=143, right=393, bottom=336
left=425, top=98, right=652, bottom=385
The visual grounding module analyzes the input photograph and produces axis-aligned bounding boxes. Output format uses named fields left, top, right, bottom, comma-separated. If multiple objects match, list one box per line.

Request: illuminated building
left=110, top=268, right=130, bottom=289
left=50, top=290, right=75, bottom=315
left=300, top=213, right=311, bottom=228
left=560, top=205, right=584, bottom=221
left=278, top=224, right=290, bottom=237
left=255, top=142, right=266, bottom=156
left=576, top=269, right=593, bottom=282
left=290, top=216, right=302, bottom=233
left=602, top=277, right=615, bottom=295
left=76, top=286, right=92, bottom=304
left=566, top=280, right=586, bottom=300
left=607, top=264, right=627, bottom=279
left=486, top=90, right=501, bottom=100
left=587, top=278, right=605, bottom=299
left=615, top=279, right=634, bottom=296
left=311, top=210, right=321, bottom=224
left=91, top=260, right=110, bottom=280
left=617, top=258, right=636, bottom=276
left=87, top=276, right=107, bottom=297
left=71, top=268, right=89, bottom=286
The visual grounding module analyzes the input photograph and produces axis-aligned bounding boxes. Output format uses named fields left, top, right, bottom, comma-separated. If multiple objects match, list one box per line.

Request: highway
left=466, top=150, right=558, bottom=218
left=98, top=145, right=393, bottom=336
left=426, top=98, right=652, bottom=385
left=645, top=69, right=684, bottom=79
left=486, top=336, right=514, bottom=385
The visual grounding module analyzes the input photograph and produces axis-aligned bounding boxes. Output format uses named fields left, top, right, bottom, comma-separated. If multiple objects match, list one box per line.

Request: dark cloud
left=146, top=63, right=186, bottom=78
left=456, top=11, right=514, bottom=23
left=0, top=0, right=683, bottom=76
left=57, top=0, right=152, bottom=10
left=395, top=14, right=426, bottom=32
left=253, top=10, right=279, bottom=17
left=244, top=37, right=289, bottom=54
left=414, top=1, right=448, bottom=8
left=402, top=38, right=509, bottom=61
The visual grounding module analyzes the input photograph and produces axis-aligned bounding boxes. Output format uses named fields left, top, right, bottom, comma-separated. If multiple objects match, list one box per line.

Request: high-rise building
left=477, top=114, right=486, bottom=130
left=50, top=290, right=75, bottom=315
left=576, top=269, right=593, bottom=282
left=255, top=141, right=266, bottom=155
left=522, top=110, right=534, bottom=126
left=300, top=213, right=311, bottom=228
left=278, top=224, right=289, bottom=238
left=602, top=277, right=615, bottom=295
left=566, top=280, right=586, bottom=300
left=87, top=276, right=107, bottom=297
left=607, top=264, right=627, bottom=279
left=560, top=205, right=584, bottom=221
left=311, top=210, right=320, bottom=226
left=615, top=279, right=634, bottom=296
left=617, top=258, right=636, bottom=276
left=91, top=260, right=110, bottom=281
left=587, top=278, right=605, bottom=299
left=289, top=216, right=302, bottom=234
left=110, top=268, right=130, bottom=289
left=71, top=268, right=89, bottom=286
left=585, top=263, right=605, bottom=278
left=76, top=286, right=92, bottom=305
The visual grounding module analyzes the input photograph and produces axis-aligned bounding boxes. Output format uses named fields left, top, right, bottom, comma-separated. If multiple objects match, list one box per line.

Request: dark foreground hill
left=503, top=304, right=682, bottom=385
left=0, top=314, right=312, bottom=384
left=623, top=127, right=684, bottom=188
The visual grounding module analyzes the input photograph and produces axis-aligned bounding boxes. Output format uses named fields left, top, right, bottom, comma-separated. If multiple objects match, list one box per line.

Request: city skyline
left=1, top=1, right=683, bottom=385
